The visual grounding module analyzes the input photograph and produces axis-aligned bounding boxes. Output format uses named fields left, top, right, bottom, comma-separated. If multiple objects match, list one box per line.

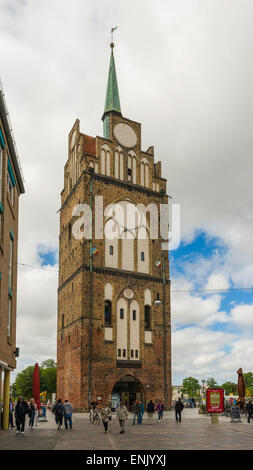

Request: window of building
left=135, top=350, right=138, bottom=358
left=0, top=146, right=2, bottom=200
left=144, top=305, right=151, bottom=329
left=7, top=298, right=11, bottom=337
left=109, top=245, right=113, bottom=255
left=141, top=251, right=145, bottom=261
left=68, top=223, right=72, bottom=241
left=8, top=236, right=13, bottom=292
left=118, top=349, right=121, bottom=357
left=132, top=310, right=136, bottom=321
left=131, top=349, right=134, bottom=358
left=68, top=335, right=71, bottom=344
left=7, top=171, right=14, bottom=205
left=123, top=349, right=126, bottom=358
left=105, top=300, right=112, bottom=326
left=120, top=308, right=124, bottom=320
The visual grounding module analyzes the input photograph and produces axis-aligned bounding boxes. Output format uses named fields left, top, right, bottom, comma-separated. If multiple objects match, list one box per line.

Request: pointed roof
left=103, top=43, right=121, bottom=117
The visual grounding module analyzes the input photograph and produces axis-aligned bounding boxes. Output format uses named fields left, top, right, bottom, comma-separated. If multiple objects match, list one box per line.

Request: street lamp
left=153, top=293, right=162, bottom=307
left=202, top=380, right=206, bottom=398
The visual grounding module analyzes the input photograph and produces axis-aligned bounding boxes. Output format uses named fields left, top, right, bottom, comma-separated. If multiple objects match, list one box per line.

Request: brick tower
left=57, top=42, right=171, bottom=410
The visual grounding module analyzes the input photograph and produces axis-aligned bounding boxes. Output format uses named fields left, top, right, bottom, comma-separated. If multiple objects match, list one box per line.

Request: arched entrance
left=111, top=375, right=145, bottom=411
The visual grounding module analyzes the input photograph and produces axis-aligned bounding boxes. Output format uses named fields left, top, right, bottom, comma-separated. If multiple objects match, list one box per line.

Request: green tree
left=12, top=360, right=57, bottom=400
left=182, top=377, right=200, bottom=397
left=206, top=378, right=219, bottom=388
left=221, top=381, right=237, bottom=395
left=243, top=372, right=253, bottom=389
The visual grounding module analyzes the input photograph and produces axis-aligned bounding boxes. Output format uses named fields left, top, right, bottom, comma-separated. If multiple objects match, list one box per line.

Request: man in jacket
left=246, top=400, right=253, bottom=423
left=175, top=397, right=184, bottom=423
left=132, top=400, right=140, bottom=425
left=63, top=399, right=73, bottom=430
left=15, top=396, right=29, bottom=434
left=117, top=401, right=128, bottom=434
left=52, top=398, right=64, bottom=430
left=147, top=400, right=155, bottom=424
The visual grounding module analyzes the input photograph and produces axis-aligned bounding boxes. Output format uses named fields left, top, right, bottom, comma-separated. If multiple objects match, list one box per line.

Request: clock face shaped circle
left=71, top=130, right=76, bottom=149
left=113, top=123, right=137, bottom=147
left=124, top=289, right=134, bottom=299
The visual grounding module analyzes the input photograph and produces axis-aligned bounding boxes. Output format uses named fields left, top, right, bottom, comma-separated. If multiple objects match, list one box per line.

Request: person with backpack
left=52, top=398, right=64, bottom=430
left=63, top=399, right=73, bottom=430
left=15, top=396, right=29, bottom=434
left=175, top=397, right=184, bottom=423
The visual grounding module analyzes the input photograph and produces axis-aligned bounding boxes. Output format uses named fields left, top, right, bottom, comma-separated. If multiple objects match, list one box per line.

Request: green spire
left=103, top=43, right=121, bottom=116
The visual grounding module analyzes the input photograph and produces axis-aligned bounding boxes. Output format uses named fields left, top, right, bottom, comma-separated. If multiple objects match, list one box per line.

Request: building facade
left=0, top=79, right=25, bottom=429
left=57, top=43, right=171, bottom=410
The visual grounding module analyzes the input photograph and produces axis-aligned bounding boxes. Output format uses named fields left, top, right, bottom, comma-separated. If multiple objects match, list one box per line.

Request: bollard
left=211, top=413, right=218, bottom=424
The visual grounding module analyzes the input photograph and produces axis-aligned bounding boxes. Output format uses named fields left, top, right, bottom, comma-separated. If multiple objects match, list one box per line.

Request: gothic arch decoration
left=101, top=143, right=111, bottom=176
left=127, top=150, right=137, bottom=184
left=114, top=145, right=124, bottom=180
left=140, top=157, right=149, bottom=188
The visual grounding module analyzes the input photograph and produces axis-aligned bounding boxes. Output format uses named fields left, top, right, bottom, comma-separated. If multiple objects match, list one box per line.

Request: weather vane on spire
left=110, top=26, right=117, bottom=48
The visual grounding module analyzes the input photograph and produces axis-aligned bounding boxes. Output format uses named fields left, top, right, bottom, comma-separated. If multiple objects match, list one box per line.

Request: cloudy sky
left=1, top=0, right=253, bottom=386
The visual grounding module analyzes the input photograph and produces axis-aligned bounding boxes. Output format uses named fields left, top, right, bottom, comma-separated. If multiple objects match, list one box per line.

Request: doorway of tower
left=111, top=375, right=145, bottom=411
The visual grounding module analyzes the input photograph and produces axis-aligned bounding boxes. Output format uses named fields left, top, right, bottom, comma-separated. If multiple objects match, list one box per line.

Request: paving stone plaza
left=1, top=408, right=253, bottom=451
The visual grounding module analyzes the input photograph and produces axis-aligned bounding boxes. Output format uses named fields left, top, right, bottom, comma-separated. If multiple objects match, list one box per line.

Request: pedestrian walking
left=52, top=398, right=64, bottom=430
left=146, top=399, right=155, bottom=424
left=156, top=400, right=164, bottom=422
left=246, top=400, right=253, bottom=423
left=138, top=400, right=144, bottom=424
left=63, top=399, right=73, bottom=430
left=101, top=403, right=112, bottom=433
left=175, top=397, right=184, bottom=423
left=117, top=401, right=128, bottom=434
left=15, top=396, right=29, bottom=434
left=28, top=399, right=36, bottom=429
left=9, top=398, right=15, bottom=428
left=132, top=400, right=139, bottom=425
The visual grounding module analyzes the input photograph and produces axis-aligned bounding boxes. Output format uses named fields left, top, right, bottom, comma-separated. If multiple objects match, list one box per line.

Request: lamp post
left=202, top=380, right=206, bottom=400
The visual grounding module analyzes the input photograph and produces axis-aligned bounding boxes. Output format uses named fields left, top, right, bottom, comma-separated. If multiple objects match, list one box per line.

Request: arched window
left=106, top=150, right=110, bottom=176
left=101, top=149, right=105, bottom=174
left=114, top=150, right=119, bottom=178
left=144, top=305, right=151, bottom=330
left=140, top=158, right=149, bottom=187
left=104, top=300, right=112, bottom=326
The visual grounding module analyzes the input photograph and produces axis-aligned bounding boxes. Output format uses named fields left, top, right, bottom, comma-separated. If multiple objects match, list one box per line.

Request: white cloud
left=230, top=304, right=253, bottom=327
left=0, top=0, right=252, bottom=385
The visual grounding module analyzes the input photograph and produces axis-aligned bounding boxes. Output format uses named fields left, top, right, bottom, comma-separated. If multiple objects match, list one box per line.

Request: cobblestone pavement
left=1, top=408, right=253, bottom=450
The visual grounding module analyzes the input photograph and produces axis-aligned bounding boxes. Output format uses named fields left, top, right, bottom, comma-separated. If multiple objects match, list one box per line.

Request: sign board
left=231, top=406, right=241, bottom=422
left=206, top=388, right=224, bottom=413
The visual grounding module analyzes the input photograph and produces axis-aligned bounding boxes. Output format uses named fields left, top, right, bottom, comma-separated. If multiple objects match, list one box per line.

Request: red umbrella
left=32, top=363, right=41, bottom=410
left=236, top=368, right=246, bottom=409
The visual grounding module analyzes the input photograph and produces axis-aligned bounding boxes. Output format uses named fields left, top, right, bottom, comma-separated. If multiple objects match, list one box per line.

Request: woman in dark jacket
left=146, top=400, right=155, bottom=423
left=28, top=399, right=36, bottom=429
left=52, top=399, right=64, bottom=429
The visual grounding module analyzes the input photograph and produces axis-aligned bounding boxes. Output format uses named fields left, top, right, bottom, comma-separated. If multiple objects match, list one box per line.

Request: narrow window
left=109, top=245, right=113, bottom=255
left=131, top=349, right=134, bottom=358
left=105, top=300, right=112, bottom=326
left=141, top=251, right=145, bottom=261
left=120, top=308, right=124, bottom=320
left=144, top=305, right=151, bottom=329
left=7, top=298, right=11, bottom=337
left=118, top=349, right=121, bottom=357
left=123, top=349, right=126, bottom=358
left=8, top=236, right=13, bottom=292
left=132, top=310, right=136, bottom=321
left=135, top=350, right=138, bottom=358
